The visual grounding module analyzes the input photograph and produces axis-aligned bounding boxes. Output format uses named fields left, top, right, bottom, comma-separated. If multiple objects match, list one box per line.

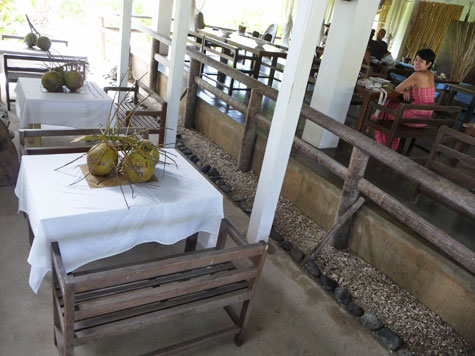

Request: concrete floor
left=0, top=185, right=391, bottom=356
left=0, top=103, right=390, bottom=355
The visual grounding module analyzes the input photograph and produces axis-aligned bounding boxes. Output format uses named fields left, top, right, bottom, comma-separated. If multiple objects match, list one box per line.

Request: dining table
left=15, top=149, right=225, bottom=293
left=14, top=77, right=112, bottom=129
left=199, top=29, right=287, bottom=86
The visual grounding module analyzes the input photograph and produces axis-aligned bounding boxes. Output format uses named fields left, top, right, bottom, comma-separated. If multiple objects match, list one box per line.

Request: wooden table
left=447, top=83, right=475, bottom=126
left=14, top=77, right=112, bottom=129
left=354, top=85, right=401, bottom=131
left=199, top=29, right=287, bottom=85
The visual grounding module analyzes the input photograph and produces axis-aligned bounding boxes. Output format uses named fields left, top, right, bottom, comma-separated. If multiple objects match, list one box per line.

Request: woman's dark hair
left=416, top=48, right=436, bottom=69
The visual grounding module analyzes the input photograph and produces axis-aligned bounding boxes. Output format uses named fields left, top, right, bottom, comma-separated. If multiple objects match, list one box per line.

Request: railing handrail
left=129, top=24, right=475, bottom=274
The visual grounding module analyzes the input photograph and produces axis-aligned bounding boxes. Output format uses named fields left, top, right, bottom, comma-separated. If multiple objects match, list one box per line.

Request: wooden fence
left=137, top=26, right=475, bottom=275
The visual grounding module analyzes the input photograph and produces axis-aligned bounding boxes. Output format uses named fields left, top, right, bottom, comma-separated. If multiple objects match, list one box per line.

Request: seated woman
left=373, top=48, right=436, bottom=150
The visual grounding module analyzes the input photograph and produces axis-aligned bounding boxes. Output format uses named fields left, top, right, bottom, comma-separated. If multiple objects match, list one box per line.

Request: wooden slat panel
left=429, top=160, right=475, bottom=187
left=436, top=144, right=475, bottom=167
left=74, top=290, right=251, bottom=345
left=75, top=262, right=235, bottom=303
left=74, top=281, right=248, bottom=330
left=73, top=243, right=265, bottom=293
left=75, top=267, right=257, bottom=320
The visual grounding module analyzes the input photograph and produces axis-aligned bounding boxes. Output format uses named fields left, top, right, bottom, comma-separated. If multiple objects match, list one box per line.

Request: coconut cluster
left=41, top=67, right=84, bottom=93
left=24, top=32, right=51, bottom=51
left=87, top=139, right=161, bottom=184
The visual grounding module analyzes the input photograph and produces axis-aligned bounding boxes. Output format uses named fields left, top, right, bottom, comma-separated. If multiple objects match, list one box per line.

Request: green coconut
left=141, top=139, right=160, bottom=164
left=63, top=70, right=84, bottom=91
left=123, top=150, right=156, bottom=183
left=41, top=71, right=64, bottom=92
left=37, top=36, right=51, bottom=51
left=87, top=142, right=118, bottom=176
left=24, top=33, right=37, bottom=48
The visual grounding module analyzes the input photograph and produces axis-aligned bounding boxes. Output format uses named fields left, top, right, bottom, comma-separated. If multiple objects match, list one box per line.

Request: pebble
left=176, top=133, right=182, bottom=139
left=269, top=227, right=284, bottom=242
left=334, top=287, right=351, bottom=305
left=289, top=247, right=305, bottom=263
left=378, top=327, right=402, bottom=351
left=240, top=201, right=252, bottom=214
left=220, top=185, right=232, bottom=193
left=183, top=149, right=192, bottom=156
left=319, top=275, right=338, bottom=291
left=176, top=142, right=184, bottom=148
left=201, top=164, right=211, bottom=174
left=304, top=260, right=321, bottom=278
left=396, top=348, right=413, bottom=356
left=231, top=194, right=244, bottom=203
left=178, top=145, right=187, bottom=152
left=360, top=311, right=383, bottom=331
left=280, top=240, right=292, bottom=252
left=207, top=167, right=220, bottom=177
left=216, top=179, right=225, bottom=186
left=196, top=161, right=203, bottom=168
left=347, top=303, right=364, bottom=316
left=209, top=176, right=220, bottom=182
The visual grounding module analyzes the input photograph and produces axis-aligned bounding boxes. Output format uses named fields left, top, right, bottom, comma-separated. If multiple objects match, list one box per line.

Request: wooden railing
left=135, top=25, right=475, bottom=274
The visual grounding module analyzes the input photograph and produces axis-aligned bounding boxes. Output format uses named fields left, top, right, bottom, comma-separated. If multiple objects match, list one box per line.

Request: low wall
left=131, top=53, right=475, bottom=346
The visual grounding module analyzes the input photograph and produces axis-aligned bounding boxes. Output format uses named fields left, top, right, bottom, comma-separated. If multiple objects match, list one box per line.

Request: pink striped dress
left=374, top=87, right=435, bottom=150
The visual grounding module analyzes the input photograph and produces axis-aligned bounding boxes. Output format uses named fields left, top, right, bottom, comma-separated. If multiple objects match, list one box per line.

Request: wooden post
left=247, top=0, right=328, bottom=244
left=184, top=58, right=201, bottom=129
left=148, top=38, right=160, bottom=91
left=332, top=146, right=369, bottom=249
left=238, top=88, right=262, bottom=171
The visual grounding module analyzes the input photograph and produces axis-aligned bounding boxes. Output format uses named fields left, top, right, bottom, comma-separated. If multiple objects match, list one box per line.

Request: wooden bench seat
left=103, top=81, right=167, bottom=145
left=51, top=218, right=267, bottom=355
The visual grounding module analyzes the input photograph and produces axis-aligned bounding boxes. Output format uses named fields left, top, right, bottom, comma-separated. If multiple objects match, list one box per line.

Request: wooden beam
left=246, top=0, right=328, bottom=244
left=164, top=0, right=191, bottom=146
left=238, top=88, right=262, bottom=171
left=332, top=147, right=369, bottom=249
left=118, top=0, right=132, bottom=95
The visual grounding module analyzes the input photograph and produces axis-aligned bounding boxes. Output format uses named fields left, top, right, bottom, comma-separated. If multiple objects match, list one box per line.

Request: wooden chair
left=411, top=126, right=475, bottom=215
left=1, top=34, right=69, bottom=46
left=360, top=101, right=461, bottom=154
left=103, top=81, right=167, bottom=145
left=3, top=54, right=87, bottom=111
left=51, top=218, right=267, bottom=355
left=200, top=36, right=253, bottom=95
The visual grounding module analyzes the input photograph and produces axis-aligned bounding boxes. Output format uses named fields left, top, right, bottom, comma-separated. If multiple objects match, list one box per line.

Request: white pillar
left=393, top=0, right=420, bottom=61
left=118, top=0, right=132, bottom=90
left=164, top=0, right=191, bottom=146
left=154, top=0, right=173, bottom=56
left=301, top=0, right=380, bottom=149
left=247, top=0, right=328, bottom=244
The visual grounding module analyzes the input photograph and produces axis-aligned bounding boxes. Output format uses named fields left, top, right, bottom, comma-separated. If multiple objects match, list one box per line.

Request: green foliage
left=0, top=0, right=26, bottom=34
left=59, top=0, right=87, bottom=19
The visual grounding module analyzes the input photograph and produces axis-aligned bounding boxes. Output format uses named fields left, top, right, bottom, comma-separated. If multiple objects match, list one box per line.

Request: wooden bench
left=51, top=218, right=267, bottom=355
left=19, top=127, right=148, bottom=156
left=4, top=54, right=87, bottom=111
left=412, top=126, right=475, bottom=215
left=103, top=81, right=167, bottom=145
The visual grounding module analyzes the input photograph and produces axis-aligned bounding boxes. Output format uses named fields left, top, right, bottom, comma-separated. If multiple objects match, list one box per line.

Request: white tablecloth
left=15, top=149, right=224, bottom=293
left=14, top=78, right=112, bottom=129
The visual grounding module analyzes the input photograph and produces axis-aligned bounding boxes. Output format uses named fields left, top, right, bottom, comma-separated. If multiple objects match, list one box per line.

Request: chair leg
left=6, top=82, right=11, bottom=111
left=411, top=184, right=421, bottom=204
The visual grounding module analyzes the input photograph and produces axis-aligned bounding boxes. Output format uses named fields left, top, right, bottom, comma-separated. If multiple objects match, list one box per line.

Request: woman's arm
left=395, top=73, right=418, bottom=93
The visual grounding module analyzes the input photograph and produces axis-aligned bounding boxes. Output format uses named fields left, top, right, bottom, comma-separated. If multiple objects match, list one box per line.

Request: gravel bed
left=178, top=124, right=474, bottom=356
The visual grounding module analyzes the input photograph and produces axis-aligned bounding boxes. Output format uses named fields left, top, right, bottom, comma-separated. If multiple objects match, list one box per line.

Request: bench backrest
left=19, top=127, right=149, bottom=156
